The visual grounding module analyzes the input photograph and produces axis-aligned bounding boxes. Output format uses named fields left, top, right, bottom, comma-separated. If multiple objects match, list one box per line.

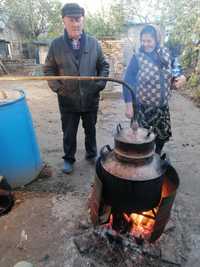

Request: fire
left=101, top=180, right=172, bottom=240
left=124, top=209, right=157, bottom=239
left=102, top=214, right=114, bottom=230
left=104, top=208, right=158, bottom=240
left=107, top=213, right=113, bottom=228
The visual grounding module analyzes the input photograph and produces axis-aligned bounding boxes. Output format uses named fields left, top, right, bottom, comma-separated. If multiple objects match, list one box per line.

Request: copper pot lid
left=100, top=151, right=165, bottom=181
left=114, top=124, right=155, bottom=145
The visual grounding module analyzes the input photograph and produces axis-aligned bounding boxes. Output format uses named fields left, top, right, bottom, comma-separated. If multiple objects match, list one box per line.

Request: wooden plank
left=0, top=60, right=9, bottom=74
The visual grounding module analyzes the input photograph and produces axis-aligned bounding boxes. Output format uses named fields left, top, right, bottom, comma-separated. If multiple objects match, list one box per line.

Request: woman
left=123, top=25, right=186, bottom=154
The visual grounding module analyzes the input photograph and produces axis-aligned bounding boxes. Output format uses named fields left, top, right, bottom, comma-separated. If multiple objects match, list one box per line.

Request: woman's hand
left=125, top=102, right=134, bottom=119
left=173, top=75, right=186, bottom=89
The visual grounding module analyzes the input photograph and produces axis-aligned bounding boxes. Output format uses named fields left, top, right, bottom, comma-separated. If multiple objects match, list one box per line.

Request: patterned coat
left=123, top=47, right=173, bottom=142
left=123, top=47, right=172, bottom=107
left=136, top=47, right=172, bottom=107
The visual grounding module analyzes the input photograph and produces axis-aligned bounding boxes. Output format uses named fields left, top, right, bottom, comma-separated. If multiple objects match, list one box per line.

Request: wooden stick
left=0, top=75, right=138, bottom=122
left=0, top=75, right=110, bottom=81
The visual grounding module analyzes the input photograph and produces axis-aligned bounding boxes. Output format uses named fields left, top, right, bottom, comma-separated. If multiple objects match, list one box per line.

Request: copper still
left=96, top=122, right=168, bottom=213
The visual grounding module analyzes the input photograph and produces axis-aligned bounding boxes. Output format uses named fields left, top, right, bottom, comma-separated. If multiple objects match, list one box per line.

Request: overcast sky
left=60, top=0, right=109, bottom=13
left=60, top=0, right=162, bottom=22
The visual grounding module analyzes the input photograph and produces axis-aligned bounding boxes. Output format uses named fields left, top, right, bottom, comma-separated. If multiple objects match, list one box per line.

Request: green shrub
left=188, top=73, right=199, bottom=88
left=193, top=86, right=200, bottom=104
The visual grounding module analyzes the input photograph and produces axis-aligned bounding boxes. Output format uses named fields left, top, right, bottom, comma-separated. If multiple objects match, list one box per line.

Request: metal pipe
left=0, top=75, right=137, bottom=122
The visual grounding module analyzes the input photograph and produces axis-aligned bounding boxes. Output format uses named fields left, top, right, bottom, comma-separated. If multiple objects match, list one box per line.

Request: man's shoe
left=63, top=161, right=73, bottom=174
left=85, top=154, right=98, bottom=164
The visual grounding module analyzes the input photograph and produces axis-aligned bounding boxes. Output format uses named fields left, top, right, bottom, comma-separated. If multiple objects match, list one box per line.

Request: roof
left=32, top=40, right=51, bottom=46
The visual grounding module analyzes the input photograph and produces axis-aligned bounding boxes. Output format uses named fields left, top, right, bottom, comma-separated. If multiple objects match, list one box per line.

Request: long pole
left=0, top=75, right=137, bottom=122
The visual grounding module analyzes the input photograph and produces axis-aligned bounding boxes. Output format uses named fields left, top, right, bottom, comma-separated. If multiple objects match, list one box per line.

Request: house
left=0, top=12, right=23, bottom=59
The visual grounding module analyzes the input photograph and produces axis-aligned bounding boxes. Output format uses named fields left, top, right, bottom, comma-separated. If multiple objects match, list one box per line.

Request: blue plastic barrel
left=0, top=89, right=42, bottom=188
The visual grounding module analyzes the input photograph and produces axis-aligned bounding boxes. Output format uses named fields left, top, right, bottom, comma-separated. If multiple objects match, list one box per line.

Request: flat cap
left=61, top=3, right=85, bottom=18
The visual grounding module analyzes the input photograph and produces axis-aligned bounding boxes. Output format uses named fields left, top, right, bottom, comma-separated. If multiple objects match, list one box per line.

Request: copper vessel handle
left=100, top=145, right=112, bottom=161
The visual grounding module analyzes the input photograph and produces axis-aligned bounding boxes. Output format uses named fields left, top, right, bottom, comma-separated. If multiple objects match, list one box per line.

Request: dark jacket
left=43, top=33, right=109, bottom=112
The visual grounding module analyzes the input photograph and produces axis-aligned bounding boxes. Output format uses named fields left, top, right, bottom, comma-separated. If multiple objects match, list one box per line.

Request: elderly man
left=44, top=3, right=109, bottom=173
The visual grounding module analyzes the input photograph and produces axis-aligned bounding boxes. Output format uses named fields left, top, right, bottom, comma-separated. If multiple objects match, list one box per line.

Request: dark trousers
left=155, top=138, right=165, bottom=155
left=60, top=111, right=98, bottom=163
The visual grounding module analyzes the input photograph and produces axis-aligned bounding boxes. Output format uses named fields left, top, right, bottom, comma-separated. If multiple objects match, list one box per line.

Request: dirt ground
left=0, top=80, right=200, bottom=267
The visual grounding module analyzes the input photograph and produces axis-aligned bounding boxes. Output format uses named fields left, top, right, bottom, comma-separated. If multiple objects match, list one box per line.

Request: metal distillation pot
left=96, top=123, right=167, bottom=213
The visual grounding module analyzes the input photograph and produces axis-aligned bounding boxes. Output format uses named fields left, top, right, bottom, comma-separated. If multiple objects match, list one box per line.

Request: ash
left=63, top=201, right=191, bottom=267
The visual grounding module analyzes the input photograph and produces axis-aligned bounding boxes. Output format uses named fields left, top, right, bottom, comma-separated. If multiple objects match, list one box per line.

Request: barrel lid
left=0, top=89, right=24, bottom=105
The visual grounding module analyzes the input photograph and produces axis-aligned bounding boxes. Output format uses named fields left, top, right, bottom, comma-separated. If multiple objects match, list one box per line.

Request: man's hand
left=125, top=102, right=134, bottom=119
left=57, top=87, right=66, bottom=96
left=173, top=75, right=186, bottom=89
left=96, top=80, right=107, bottom=91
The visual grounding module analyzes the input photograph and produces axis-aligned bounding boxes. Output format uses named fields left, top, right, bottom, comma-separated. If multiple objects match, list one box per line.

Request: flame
left=161, top=176, right=175, bottom=198
left=98, top=173, right=178, bottom=242
left=103, top=209, right=157, bottom=240
left=103, top=214, right=113, bottom=229
left=108, top=213, right=113, bottom=227
left=121, top=209, right=157, bottom=239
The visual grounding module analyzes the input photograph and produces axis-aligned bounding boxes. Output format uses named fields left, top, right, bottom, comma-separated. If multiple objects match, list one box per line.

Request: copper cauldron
left=96, top=123, right=168, bottom=213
